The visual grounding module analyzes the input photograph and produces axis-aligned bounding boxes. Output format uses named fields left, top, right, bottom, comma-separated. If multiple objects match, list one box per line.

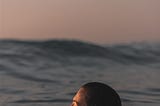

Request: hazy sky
left=0, top=0, right=160, bottom=44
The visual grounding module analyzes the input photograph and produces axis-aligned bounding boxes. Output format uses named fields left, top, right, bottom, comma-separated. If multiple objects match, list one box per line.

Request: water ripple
left=8, top=71, right=59, bottom=83
left=119, top=90, right=160, bottom=97
left=11, top=98, right=71, bottom=103
left=0, top=88, right=25, bottom=94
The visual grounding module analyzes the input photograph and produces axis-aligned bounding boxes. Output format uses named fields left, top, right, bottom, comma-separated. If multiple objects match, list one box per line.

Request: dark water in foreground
left=0, top=40, right=159, bottom=106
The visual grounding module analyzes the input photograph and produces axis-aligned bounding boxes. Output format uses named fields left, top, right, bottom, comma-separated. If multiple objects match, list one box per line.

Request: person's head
left=71, top=82, right=121, bottom=106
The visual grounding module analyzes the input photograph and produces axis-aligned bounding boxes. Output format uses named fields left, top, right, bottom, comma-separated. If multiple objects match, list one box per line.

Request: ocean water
left=0, top=40, right=159, bottom=106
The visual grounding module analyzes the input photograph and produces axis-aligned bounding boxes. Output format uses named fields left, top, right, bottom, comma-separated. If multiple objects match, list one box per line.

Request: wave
left=0, top=39, right=160, bottom=65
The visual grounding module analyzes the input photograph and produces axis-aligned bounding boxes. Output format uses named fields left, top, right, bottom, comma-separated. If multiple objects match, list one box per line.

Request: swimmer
left=71, top=82, right=121, bottom=106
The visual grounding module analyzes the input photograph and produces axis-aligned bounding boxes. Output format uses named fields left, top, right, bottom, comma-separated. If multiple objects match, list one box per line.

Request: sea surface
left=0, top=40, right=159, bottom=106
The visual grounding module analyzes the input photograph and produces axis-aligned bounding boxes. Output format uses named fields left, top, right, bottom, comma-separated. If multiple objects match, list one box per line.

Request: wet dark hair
left=82, top=82, right=121, bottom=106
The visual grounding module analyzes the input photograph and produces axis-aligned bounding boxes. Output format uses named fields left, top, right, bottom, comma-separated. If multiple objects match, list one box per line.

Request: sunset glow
left=0, top=0, right=160, bottom=44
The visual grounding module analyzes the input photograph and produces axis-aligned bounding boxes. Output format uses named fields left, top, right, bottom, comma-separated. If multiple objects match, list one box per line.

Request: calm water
left=0, top=40, right=159, bottom=106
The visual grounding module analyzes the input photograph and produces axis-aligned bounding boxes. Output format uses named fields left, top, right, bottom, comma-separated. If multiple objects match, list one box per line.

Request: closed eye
left=72, top=100, right=79, bottom=106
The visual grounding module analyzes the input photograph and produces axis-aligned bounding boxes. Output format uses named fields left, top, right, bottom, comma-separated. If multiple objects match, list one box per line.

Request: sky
left=0, top=0, right=160, bottom=44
